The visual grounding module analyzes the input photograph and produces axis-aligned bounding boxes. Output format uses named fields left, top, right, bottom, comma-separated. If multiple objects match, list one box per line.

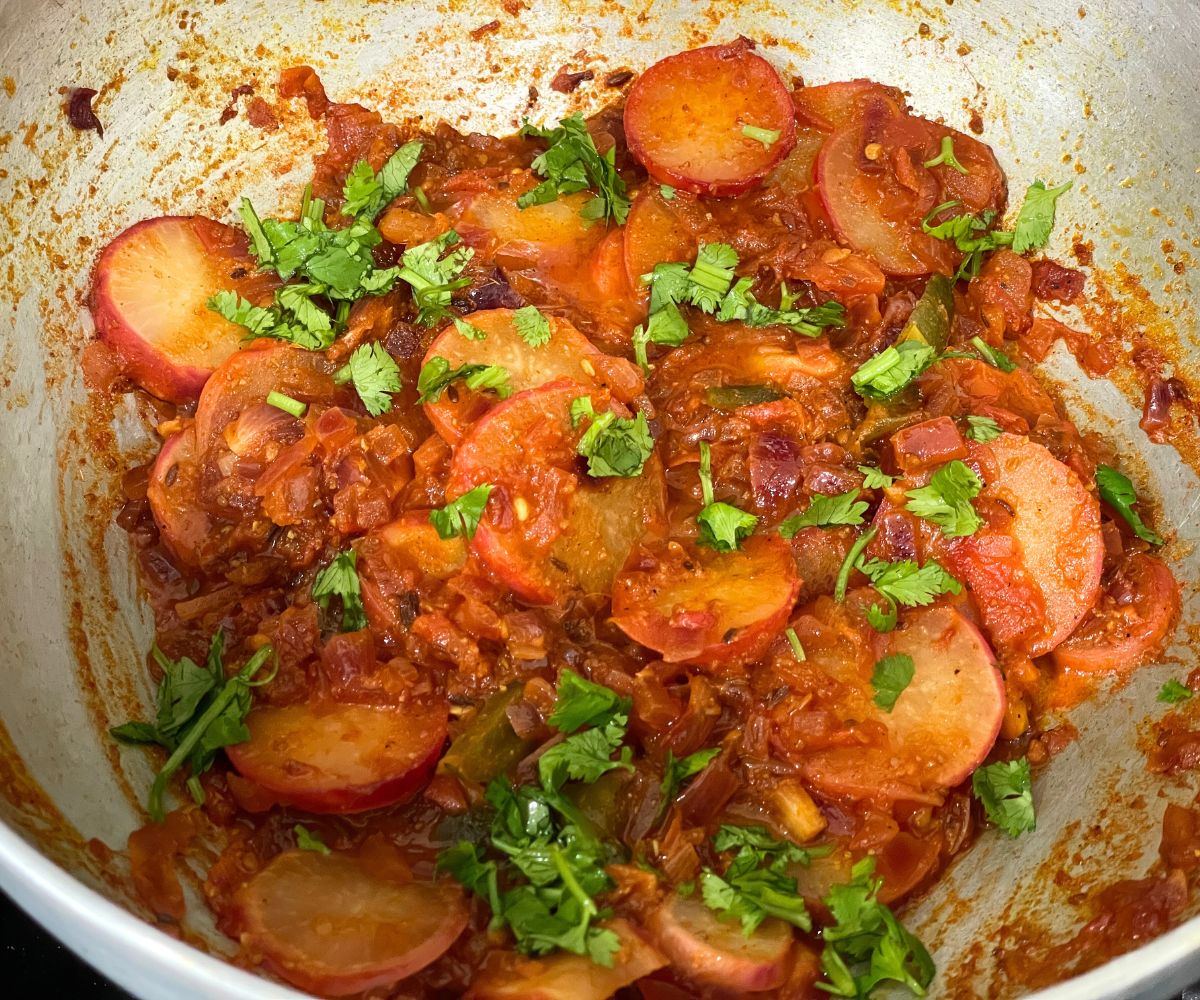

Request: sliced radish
left=948, top=433, right=1104, bottom=656
left=446, top=380, right=666, bottom=605
left=147, top=429, right=213, bottom=568
left=648, top=894, right=793, bottom=992
left=792, top=79, right=906, bottom=131
left=466, top=919, right=666, bottom=1000
left=817, top=112, right=1005, bottom=276
left=226, top=696, right=447, bottom=814
left=90, top=216, right=275, bottom=403
left=234, top=849, right=468, bottom=997
left=624, top=41, right=797, bottom=197
left=1053, top=553, right=1180, bottom=673
left=194, top=342, right=336, bottom=461
left=611, top=535, right=799, bottom=666
left=423, top=309, right=643, bottom=443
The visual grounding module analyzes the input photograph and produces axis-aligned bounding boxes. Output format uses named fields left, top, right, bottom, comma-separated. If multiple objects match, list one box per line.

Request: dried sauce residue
left=65, top=87, right=104, bottom=138
left=550, top=65, right=596, bottom=94
left=218, top=83, right=255, bottom=125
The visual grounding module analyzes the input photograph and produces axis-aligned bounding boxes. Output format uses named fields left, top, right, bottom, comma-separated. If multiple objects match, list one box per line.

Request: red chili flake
left=66, top=87, right=104, bottom=138
left=219, top=83, right=255, bottom=125
left=550, top=66, right=595, bottom=94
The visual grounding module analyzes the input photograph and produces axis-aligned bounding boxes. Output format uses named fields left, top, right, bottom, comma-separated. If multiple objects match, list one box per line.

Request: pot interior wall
left=0, top=0, right=1197, bottom=996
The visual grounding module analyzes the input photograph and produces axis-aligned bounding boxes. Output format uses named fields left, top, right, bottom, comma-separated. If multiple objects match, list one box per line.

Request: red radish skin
left=950, top=433, right=1104, bottom=656
left=226, top=698, right=447, bottom=814
left=611, top=536, right=800, bottom=666
left=89, top=216, right=274, bottom=403
left=466, top=919, right=666, bottom=1000
left=1053, top=553, right=1180, bottom=674
left=624, top=41, right=797, bottom=196
left=423, top=309, right=643, bottom=443
left=648, top=895, right=794, bottom=992
left=234, top=850, right=468, bottom=997
left=446, top=380, right=666, bottom=605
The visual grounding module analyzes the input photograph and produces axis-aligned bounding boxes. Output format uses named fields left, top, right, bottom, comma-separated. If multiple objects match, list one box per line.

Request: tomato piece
left=648, top=895, right=793, bottom=992
left=423, top=309, right=643, bottom=443
left=611, top=536, right=800, bottom=666
left=89, top=216, right=277, bottom=403
left=234, top=849, right=468, bottom=997
left=890, top=416, right=968, bottom=473
left=623, top=185, right=700, bottom=294
left=147, top=429, right=212, bottom=567
left=226, top=696, right=448, bottom=814
left=792, top=79, right=906, bottom=131
left=817, top=111, right=1005, bottom=275
left=947, top=433, right=1104, bottom=656
left=968, top=248, right=1033, bottom=339
left=466, top=919, right=666, bottom=1000
left=446, top=381, right=666, bottom=605
left=624, top=41, right=797, bottom=196
left=1053, top=554, right=1180, bottom=673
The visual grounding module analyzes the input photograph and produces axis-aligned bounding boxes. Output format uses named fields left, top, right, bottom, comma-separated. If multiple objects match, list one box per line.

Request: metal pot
left=1, top=0, right=1197, bottom=996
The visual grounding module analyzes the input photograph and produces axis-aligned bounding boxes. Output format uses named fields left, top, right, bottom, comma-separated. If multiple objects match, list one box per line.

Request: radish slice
left=147, top=429, right=212, bottom=568
left=948, top=433, right=1104, bottom=656
left=446, top=380, right=666, bottom=605
left=226, top=697, right=447, bottom=814
left=423, top=309, right=643, bottom=443
left=1053, top=553, right=1180, bottom=673
left=817, top=112, right=1005, bottom=276
left=648, top=895, right=794, bottom=992
left=234, top=849, right=468, bottom=997
left=792, top=79, right=906, bottom=131
left=466, top=919, right=666, bottom=1000
left=89, top=216, right=274, bottom=403
left=611, top=536, right=800, bottom=666
left=624, top=41, right=797, bottom=197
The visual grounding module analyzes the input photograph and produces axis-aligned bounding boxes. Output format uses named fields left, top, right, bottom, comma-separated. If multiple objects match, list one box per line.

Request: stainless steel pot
left=1, top=0, right=1197, bottom=996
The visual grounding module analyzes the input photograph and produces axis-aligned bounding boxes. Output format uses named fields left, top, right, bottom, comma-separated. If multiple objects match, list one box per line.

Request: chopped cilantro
left=512, top=305, right=552, bottom=347
left=921, top=200, right=1013, bottom=280
left=922, top=135, right=969, bottom=174
left=294, top=825, right=331, bottom=855
left=965, top=414, right=1003, bottom=442
left=311, top=549, right=367, bottom=632
left=904, top=460, right=983, bottom=537
left=265, top=390, right=306, bottom=418
left=547, top=669, right=631, bottom=733
left=397, top=230, right=475, bottom=327
left=857, top=555, right=962, bottom=609
left=834, top=527, right=879, bottom=603
left=871, top=654, right=915, bottom=712
left=659, top=184, right=677, bottom=200
left=340, top=141, right=423, bottom=220
left=1158, top=679, right=1193, bottom=705
left=658, top=747, right=721, bottom=819
left=453, top=316, right=487, bottom=341
left=696, top=441, right=758, bottom=552
left=851, top=341, right=937, bottom=401
left=971, top=758, right=1036, bottom=837
left=858, top=465, right=896, bottom=490
left=968, top=335, right=1017, bottom=372
left=1096, top=464, right=1164, bottom=546
left=518, top=112, right=631, bottom=225
left=1012, top=179, right=1072, bottom=254
left=334, top=342, right=402, bottom=416
left=742, top=123, right=782, bottom=148
left=573, top=397, right=654, bottom=478
left=430, top=484, right=494, bottom=541
left=416, top=356, right=512, bottom=405
left=785, top=627, right=806, bottom=662
left=779, top=490, right=868, bottom=537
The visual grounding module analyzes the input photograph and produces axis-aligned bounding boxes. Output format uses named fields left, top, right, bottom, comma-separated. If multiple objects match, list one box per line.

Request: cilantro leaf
left=871, top=654, right=914, bottom=712
left=1012, top=179, right=1072, bottom=254
left=817, top=857, right=935, bottom=998
left=548, top=669, right=632, bottom=733
left=780, top=490, right=868, bottom=537
left=968, top=335, right=1017, bottom=372
left=334, top=342, right=401, bottom=416
left=208, top=289, right=335, bottom=351
left=971, top=758, right=1036, bottom=837
left=416, top=356, right=512, bottom=405
left=866, top=598, right=898, bottom=634
left=294, top=824, right=331, bottom=855
left=537, top=721, right=633, bottom=792
left=696, top=441, right=757, bottom=551
left=904, top=460, right=983, bottom=537
left=340, top=142, right=422, bottom=220
left=965, top=414, right=1003, bottom=442
left=311, top=549, right=367, bottom=632
left=920, top=201, right=1014, bottom=280
left=851, top=341, right=937, bottom=401
left=922, top=135, right=969, bottom=174
left=856, top=556, right=962, bottom=608
left=700, top=825, right=819, bottom=936
left=518, top=113, right=631, bottom=225
left=110, top=633, right=276, bottom=821
left=1159, top=679, right=1193, bottom=704
left=397, top=230, right=474, bottom=327
left=430, top=484, right=494, bottom=541
left=858, top=465, right=896, bottom=490
left=512, top=305, right=552, bottom=347
left=574, top=405, right=654, bottom=478
left=659, top=184, right=676, bottom=200
left=659, top=747, right=720, bottom=814
left=453, top=316, right=487, bottom=340
left=1096, top=464, right=1164, bottom=546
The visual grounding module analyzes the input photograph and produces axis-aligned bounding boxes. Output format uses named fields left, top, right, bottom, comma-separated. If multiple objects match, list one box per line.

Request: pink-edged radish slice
left=446, top=380, right=666, bottom=605
left=611, top=536, right=800, bottom=666
left=1053, top=553, right=1180, bottom=674
left=466, top=919, right=666, bottom=1000
left=648, top=895, right=794, bottom=992
left=234, top=849, right=468, bottom=997
left=624, top=40, right=797, bottom=197
left=948, top=433, right=1104, bottom=656
left=423, top=309, right=643, bottom=444
left=146, top=428, right=213, bottom=568
left=226, top=696, right=447, bottom=814
left=89, top=216, right=276, bottom=403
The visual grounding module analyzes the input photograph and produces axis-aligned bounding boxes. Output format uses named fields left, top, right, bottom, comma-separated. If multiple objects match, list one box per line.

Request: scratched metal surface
left=0, top=0, right=1197, bottom=997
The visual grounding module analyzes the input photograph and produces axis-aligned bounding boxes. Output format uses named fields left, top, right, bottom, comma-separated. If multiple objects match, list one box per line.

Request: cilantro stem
left=834, top=526, right=878, bottom=603
left=146, top=646, right=274, bottom=822
left=550, top=844, right=598, bottom=918
left=266, top=390, right=306, bottom=418
left=698, top=441, right=716, bottom=507
left=413, top=186, right=432, bottom=214
left=742, top=124, right=781, bottom=148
